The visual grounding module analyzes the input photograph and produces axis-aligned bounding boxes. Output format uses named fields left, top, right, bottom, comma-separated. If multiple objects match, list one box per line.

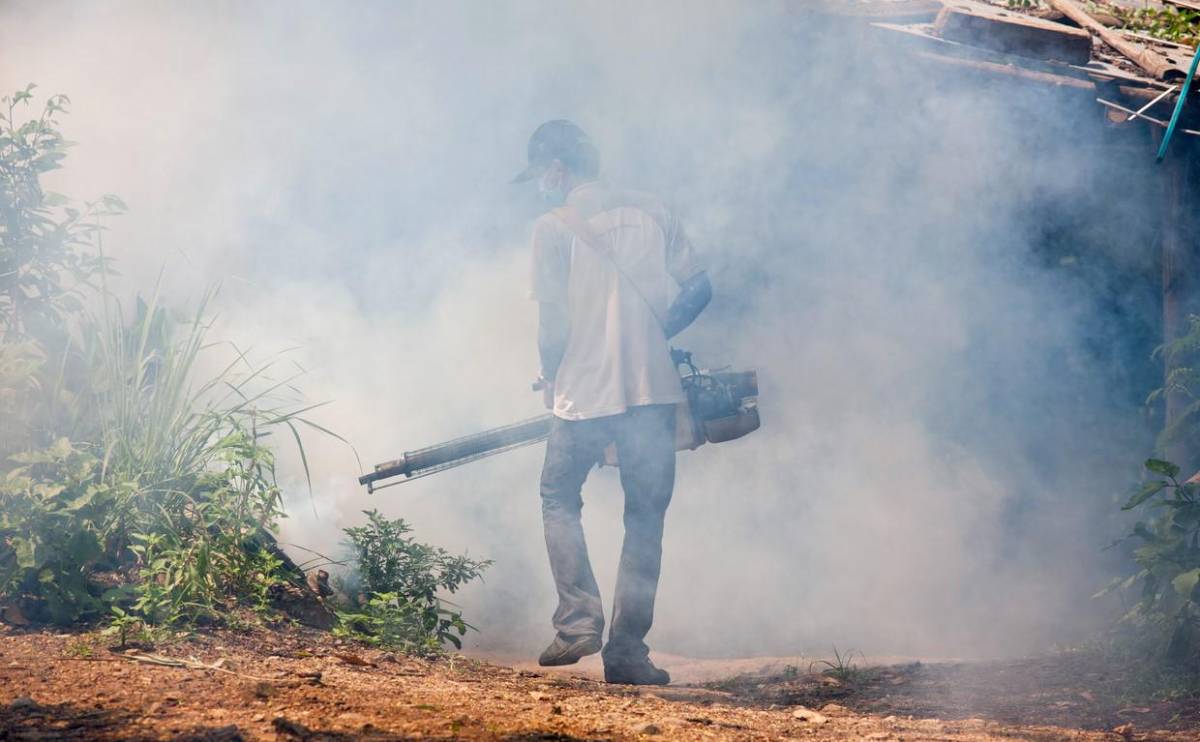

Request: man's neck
left=564, top=178, right=601, bottom=201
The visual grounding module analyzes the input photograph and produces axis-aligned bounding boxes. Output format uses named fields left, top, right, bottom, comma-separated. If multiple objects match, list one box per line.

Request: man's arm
left=664, top=271, right=711, bottom=339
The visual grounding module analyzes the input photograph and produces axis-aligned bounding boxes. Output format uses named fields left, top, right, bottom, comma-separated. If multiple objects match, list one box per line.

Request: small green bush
left=1148, top=314, right=1200, bottom=458
left=0, top=439, right=109, bottom=623
left=1107, top=458, right=1200, bottom=664
left=334, top=510, right=490, bottom=655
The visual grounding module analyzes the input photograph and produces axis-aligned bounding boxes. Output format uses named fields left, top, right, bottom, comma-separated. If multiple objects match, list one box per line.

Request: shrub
left=1148, top=314, right=1200, bottom=459
left=0, top=438, right=109, bottom=623
left=0, top=84, right=118, bottom=346
left=0, top=86, right=332, bottom=628
left=335, top=510, right=490, bottom=655
left=1107, top=458, right=1200, bottom=664
left=0, top=295, right=324, bottom=625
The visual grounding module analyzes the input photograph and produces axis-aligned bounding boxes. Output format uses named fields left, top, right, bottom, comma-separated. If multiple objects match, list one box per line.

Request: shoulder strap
left=551, top=206, right=668, bottom=336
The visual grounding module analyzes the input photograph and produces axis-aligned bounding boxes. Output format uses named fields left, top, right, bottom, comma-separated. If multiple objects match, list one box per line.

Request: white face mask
left=538, top=166, right=567, bottom=207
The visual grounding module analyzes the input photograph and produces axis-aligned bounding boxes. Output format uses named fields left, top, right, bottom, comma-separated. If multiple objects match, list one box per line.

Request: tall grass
left=0, top=286, right=348, bottom=625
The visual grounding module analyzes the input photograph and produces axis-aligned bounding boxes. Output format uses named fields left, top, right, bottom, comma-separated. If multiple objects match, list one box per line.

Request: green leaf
left=13, top=538, right=38, bottom=569
left=63, top=488, right=96, bottom=512
left=1124, top=480, right=1168, bottom=510
left=1132, top=522, right=1160, bottom=543
left=1173, top=568, right=1200, bottom=598
left=1146, top=459, right=1181, bottom=478
left=67, top=529, right=101, bottom=565
left=48, top=437, right=73, bottom=460
left=99, top=194, right=127, bottom=212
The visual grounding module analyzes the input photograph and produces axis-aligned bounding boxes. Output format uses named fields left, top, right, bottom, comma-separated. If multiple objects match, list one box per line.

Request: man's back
left=530, top=182, right=704, bottom=420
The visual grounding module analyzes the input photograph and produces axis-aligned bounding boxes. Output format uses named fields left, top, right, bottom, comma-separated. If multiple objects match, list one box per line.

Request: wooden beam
left=1047, top=0, right=1184, bottom=80
left=935, top=0, right=1092, bottom=65
left=811, top=0, right=941, bottom=21
left=875, top=21, right=1102, bottom=82
left=914, top=50, right=1096, bottom=90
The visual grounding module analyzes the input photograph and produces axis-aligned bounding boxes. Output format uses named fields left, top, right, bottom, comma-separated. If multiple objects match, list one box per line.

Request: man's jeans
left=539, top=403, right=676, bottom=663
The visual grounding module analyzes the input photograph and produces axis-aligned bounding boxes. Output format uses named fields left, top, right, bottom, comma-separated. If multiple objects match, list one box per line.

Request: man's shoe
left=603, top=657, right=670, bottom=685
left=538, top=634, right=602, bottom=667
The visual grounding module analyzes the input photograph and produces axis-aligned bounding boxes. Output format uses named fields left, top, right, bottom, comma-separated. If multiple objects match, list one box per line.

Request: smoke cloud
left=2, top=0, right=1162, bottom=660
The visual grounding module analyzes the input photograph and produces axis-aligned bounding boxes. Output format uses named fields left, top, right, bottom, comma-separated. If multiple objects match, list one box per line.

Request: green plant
left=0, top=88, right=346, bottom=629
left=1147, top=315, right=1200, bottom=458
left=88, top=292, right=331, bottom=627
left=335, top=509, right=490, bottom=655
left=0, top=438, right=112, bottom=623
left=811, top=646, right=868, bottom=684
left=0, top=293, right=335, bottom=626
left=102, top=605, right=142, bottom=648
left=64, top=636, right=98, bottom=658
left=1106, top=458, right=1200, bottom=663
left=0, top=84, right=121, bottom=345
left=1115, top=6, right=1200, bottom=46
left=0, top=86, right=122, bottom=462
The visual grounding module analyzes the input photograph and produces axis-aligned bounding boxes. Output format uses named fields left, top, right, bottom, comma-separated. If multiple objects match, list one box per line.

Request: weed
left=1114, top=6, right=1200, bottom=46
left=63, top=637, right=98, bottom=658
left=811, top=646, right=870, bottom=685
left=102, top=606, right=141, bottom=649
left=334, top=509, right=490, bottom=655
left=1103, top=458, right=1200, bottom=664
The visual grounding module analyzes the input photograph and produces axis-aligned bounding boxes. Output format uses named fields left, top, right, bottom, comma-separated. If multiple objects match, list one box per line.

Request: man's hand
left=533, top=375, right=555, bottom=410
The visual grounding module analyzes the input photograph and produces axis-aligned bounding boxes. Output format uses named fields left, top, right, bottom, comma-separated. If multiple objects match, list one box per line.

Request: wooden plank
left=914, top=50, right=1096, bottom=90
left=874, top=21, right=1099, bottom=80
left=1073, top=59, right=1171, bottom=89
left=810, top=0, right=941, bottom=21
left=873, top=20, right=1168, bottom=94
left=935, top=0, right=1092, bottom=65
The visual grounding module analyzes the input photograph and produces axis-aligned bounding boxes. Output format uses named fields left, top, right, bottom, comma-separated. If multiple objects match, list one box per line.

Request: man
left=514, top=120, right=712, bottom=685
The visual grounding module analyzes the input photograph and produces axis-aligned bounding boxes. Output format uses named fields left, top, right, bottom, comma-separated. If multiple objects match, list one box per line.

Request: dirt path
left=0, top=627, right=1195, bottom=741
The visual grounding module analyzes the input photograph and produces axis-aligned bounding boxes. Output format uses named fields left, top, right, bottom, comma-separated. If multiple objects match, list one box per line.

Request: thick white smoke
left=2, top=0, right=1160, bottom=660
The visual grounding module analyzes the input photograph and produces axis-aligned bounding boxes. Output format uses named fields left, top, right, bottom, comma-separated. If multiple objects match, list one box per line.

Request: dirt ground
left=1, top=625, right=1198, bottom=741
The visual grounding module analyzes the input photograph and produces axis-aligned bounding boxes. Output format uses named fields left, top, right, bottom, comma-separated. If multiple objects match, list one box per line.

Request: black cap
left=512, top=119, right=596, bottom=183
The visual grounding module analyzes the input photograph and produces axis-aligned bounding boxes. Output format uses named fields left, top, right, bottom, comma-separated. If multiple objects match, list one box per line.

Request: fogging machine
left=358, top=349, right=760, bottom=492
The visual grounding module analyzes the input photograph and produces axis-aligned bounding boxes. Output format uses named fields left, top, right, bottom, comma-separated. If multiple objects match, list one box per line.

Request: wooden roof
left=850, top=0, right=1200, bottom=138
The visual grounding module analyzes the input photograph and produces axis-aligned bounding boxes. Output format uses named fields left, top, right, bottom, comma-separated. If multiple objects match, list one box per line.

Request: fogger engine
left=358, top=349, right=759, bottom=493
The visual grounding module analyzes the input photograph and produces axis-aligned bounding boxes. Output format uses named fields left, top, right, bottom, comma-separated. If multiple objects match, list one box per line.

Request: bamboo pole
left=1160, top=140, right=1191, bottom=469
